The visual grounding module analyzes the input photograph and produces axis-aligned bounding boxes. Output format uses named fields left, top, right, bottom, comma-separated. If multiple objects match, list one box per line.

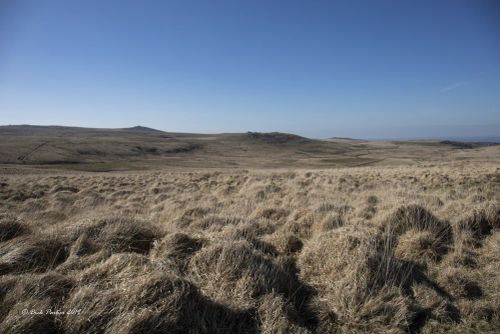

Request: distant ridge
left=1, top=124, right=499, bottom=170
left=440, top=140, right=500, bottom=149
left=123, top=125, right=165, bottom=133
left=328, top=137, right=365, bottom=141
left=1, top=124, right=165, bottom=132
left=367, top=136, right=500, bottom=143
left=245, top=131, right=309, bottom=144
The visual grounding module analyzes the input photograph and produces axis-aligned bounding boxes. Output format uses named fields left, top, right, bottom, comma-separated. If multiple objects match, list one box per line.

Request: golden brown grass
left=0, top=161, right=499, bottom=333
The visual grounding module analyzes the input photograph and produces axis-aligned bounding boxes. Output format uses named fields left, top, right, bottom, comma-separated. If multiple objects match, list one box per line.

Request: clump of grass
left=258, top=293, right=311, bottom=334
left=385, top=204, right=452, bottom=240
left=258, top=208, right=289, bottom=221
left=67, top=216, right=162, bottom=255
left=188, top=239, right=293, bottom=308
left=55, top=249, right=111, bottom=275
left=263, top=231, right=303, bottom=255
left=68, top=233, right=94, bottom=257
left=222, top=223, right=278, bottom=256
left=62, top=284, right=122, bottom=333
left=151, top=232, right=203, bottom=273
left=0, top=236, right=69, bottom=274
left=1, top=298, right=60, bottom=334
left=0, top=214, right=27, bottom=242
left=5, top=272, right=73, bottom=304
left=456, top=203, right=499, bottom=241
left=0, top=272, right=73, bottom=328
left=411, top=283, right=459, bottom=325
left=99, top=217, right=161, bottom=254
left=75, top=253, right=153, bottom=288
left=190, top=215, right=242, bottom=232
left=299, top=225, right=416, bottom=332
left=321, top=214, right=344, bottom=231
left=65, top=271, right=258, bottom=334
left=384, top=205, right=453, bottom=269
left=395, top=230, right=448, bottom=266
left=438, top=268, right=483, bottom=300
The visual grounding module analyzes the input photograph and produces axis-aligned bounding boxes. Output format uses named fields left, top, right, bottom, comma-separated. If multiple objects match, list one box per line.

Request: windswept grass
left=0, top=161, right=499, bottom=333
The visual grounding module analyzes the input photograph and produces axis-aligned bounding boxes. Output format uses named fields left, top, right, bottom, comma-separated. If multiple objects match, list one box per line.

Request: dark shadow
left=408, top=308, right=431, bottom=334
left=397, top=261, right=461, bottom=333
left=127, top=286, right=259, bottom=334
left=398, top=261, right=453, bottom=300
left=462, top=280, right=483, bottom=299
left=280, top=257, right=320, bottom=330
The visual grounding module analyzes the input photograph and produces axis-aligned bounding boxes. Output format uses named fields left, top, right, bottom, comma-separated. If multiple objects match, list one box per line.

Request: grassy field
left=0, top=126, right=499, bottom=333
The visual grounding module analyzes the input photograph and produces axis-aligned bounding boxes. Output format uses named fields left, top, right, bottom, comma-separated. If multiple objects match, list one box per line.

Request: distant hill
left=327, top=137, right=367, bottom=142
left=120, top=125, right=166, bottom=133
left=245, top=131, right=309, bottom=144
left=442, top=136, right=500, bottom=143
left=0, top=125, right=168, bottom=137
left=0, top=125, right=499, bottom=171
left=439, top=140, right=500, bottom=149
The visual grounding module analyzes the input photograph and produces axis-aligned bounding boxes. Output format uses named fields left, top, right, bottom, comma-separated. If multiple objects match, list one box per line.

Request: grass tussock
left=0, top=162, right=499, bottom=332
left=456, top=203, right=499, bottom=241
left=0, top=214, right=28, bottom=242
left=189, top=239, right=290, bottom=307
left=299, top=225, right=415, bottom=333
left=0, top=236, right=69, bottom=275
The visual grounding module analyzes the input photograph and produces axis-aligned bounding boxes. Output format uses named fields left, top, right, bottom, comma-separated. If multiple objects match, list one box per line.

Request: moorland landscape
left=0, top=125, right=499, bottom=333
left=2, top=1, right=500, bottom=332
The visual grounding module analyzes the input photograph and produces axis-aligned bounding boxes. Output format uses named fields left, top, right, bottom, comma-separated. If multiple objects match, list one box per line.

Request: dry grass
left=0, top=161, right=499, bottom=333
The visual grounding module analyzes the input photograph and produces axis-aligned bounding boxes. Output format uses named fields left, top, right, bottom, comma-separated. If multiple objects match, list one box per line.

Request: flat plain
left=0, top=125, right=499, bottom=333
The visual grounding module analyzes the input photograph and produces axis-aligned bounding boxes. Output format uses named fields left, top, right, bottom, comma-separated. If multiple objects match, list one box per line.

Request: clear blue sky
left=1, top=0, right=499, bottom=138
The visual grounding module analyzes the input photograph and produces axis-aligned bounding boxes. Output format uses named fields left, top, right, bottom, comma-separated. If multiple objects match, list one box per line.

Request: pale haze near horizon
left=1, top=0, right=499, bottom=139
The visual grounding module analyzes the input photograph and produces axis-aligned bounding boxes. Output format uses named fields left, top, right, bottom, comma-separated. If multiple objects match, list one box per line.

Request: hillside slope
left=1, top=125, right=499, bottom=171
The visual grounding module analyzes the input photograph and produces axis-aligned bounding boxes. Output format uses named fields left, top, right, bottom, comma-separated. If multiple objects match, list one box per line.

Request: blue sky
left=1, top=0, right=499, bottom=138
